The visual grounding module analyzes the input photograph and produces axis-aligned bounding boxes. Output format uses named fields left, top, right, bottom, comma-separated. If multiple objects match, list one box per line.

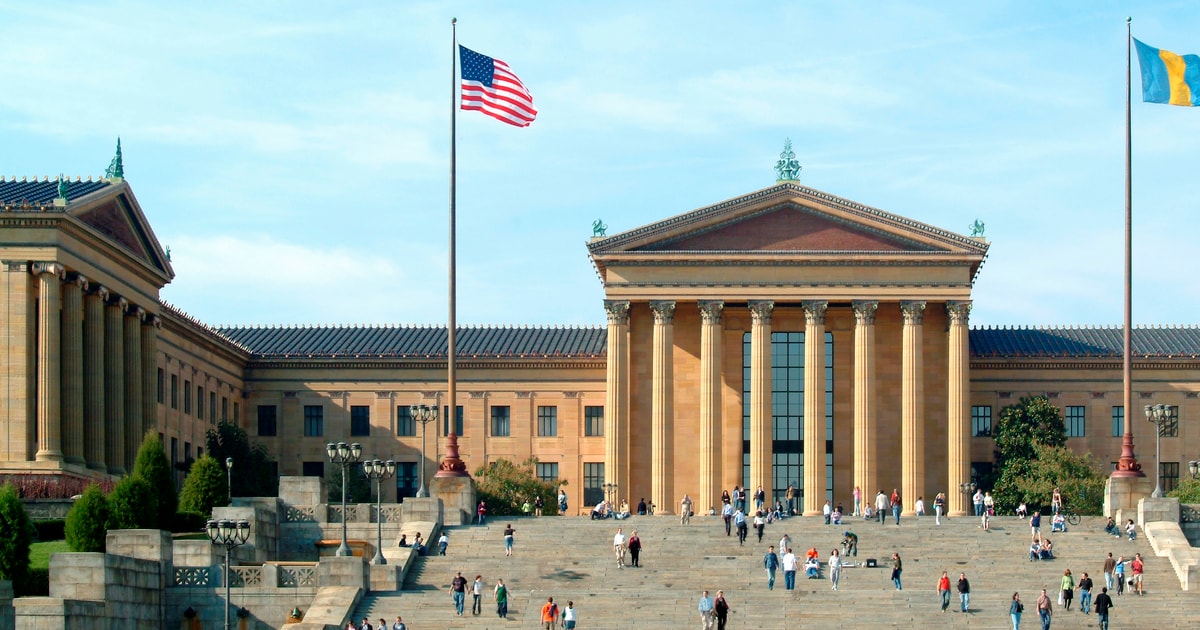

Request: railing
left=229, top=566, right=263, bottom=587
left=172, top=563, right=319, bottom=588
left=372, top=505, right=403, bottom=523
left=284, top=505, right=316, bottom=522
left=174, top=567, right=211, bottom=586
left=278, top=564, right=318, bottom=587
left=1181, top=504, right=1200, bottom=524
left=327, top=504, right=358, bottom=523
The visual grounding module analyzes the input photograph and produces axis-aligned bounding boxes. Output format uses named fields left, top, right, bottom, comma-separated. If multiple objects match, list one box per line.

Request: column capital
left=900, top=300, right=926, bottom=325
left=31, top=261, right=65, bottom=279
left=126, top=304, right=146, bottom=319
left=946, top=301, right=973, bottom=325
left=90, top=284, right=110, bottom=301
left=698, top=300, right=724, bottom=324
left=108, top=294, right=128, bottom=310
left=67, top=272, right=89, bottom=292
left=852, top=300, right=879, bottom=325
left=748, top=300, right=774, bottom=325
left=603, top=299, right=630, bottom=324
left=144, top=314, right=162, bottom=330
left=649, top=300, right=676, bottom=324
left=802, top=300, right=829, bottom=326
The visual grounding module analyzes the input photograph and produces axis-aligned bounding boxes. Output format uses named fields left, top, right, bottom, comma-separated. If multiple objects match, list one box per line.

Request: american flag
left=459, top=45, right=537, bottom=127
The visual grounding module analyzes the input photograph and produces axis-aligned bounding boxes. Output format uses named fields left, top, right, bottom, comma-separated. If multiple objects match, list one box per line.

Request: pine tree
left=133, top=430, right=177, bottom=529
left=65, top=484, right=112, bottom=552
left=0, top=483, right=33, bottom=590
left=108, top=475, right=158, bottom=530
left=178, top=454, right=229, bottom=518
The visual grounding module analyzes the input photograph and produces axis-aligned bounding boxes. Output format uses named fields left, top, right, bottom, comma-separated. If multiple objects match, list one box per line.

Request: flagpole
left=448, top=17, right=459, bottom=442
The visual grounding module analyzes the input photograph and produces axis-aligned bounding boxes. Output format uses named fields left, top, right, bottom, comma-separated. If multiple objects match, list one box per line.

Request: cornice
left=245, top=358, right=608, bottom=371
left=971, top=358, right=1200, bottom=370
left=159, top=301, right=252, bottom=360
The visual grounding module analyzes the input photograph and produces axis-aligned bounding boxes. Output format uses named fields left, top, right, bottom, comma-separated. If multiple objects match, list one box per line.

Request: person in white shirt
left=828, top=548, right=842, bottom=590
left=973, top=489, right=985, bottom=517
left=875, top=490, right=889, bottom=525
left=781, top=547, right=798, bottom=590
left=612, top=527, right=627, bottom=568
left=914, top=496, right=926, bottom=517
left=562, top=600, right=577, bottom=629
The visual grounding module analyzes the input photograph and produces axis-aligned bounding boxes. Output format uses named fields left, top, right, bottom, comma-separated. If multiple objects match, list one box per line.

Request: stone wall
left=0, top=580, right=12, bottom=630
left=13, top=598, right=104, bottom=630
left=280, top=477, right=323, bottom=507
left=21, top=499, right=75, bottom=521
left=1182, top=503, right=1200, bottom=546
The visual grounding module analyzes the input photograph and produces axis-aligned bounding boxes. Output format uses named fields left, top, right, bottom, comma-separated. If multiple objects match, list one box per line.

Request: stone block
left=1139, top=496, right=1181, bottom=525
left=280, top=476, right=324, bottom=507
left=48, top=553, right=105, bottom=601
left=1104, top=475, right=1154, bottom=518
left=316, top=556, right=366, bottom=589
left=400, top=497, right=442, bottom=525
left=430, top=476, right=476, bottom=525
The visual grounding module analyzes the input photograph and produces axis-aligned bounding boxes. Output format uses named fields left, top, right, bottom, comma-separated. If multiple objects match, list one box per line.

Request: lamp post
left=207, top=518, right=251, bottom=630
left=602, top=482, right=618, bottom=506
left=326, top=441, right=362, bottom=557
left=225, top=457, right=234, bottom=505
left=959, top=481, right=977, bottom=514
left=362, top=458, right=396, bottom=565
left=1189, top=460, right=1200, bottom=480
left=1145, top=404, right=1178, bottom=498
left=410, top=405, right=438, bottom=498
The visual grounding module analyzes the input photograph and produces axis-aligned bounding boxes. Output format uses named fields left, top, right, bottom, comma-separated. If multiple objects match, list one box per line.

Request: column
left=946, top=301, right=972, bottom=516
left=900, top=300, right=926, bottom=515
left=33, top=262, right=65, bottom=462
left=748, top=300, right=774, bottom=500
left=802, top=300, right=828, bottom=515
left=698, top=300, right=724, bottom=509
left=852, top=300, right=878, bottom=511
left=603, top=300, right=630, bottom=503
left=84, top=285, right=107, bottom=471
left=650, top=300, right=675, bottom=514
left=141, top=315, right=160, bottom=439
left=61, top=273, right=87, bottom=464
left=104, top=294, right=126, bottom=475
left=123, top=305, right=144, bottom=471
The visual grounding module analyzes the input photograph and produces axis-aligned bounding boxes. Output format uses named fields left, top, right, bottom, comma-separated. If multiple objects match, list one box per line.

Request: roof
left=969, top=326, right=1200, bottom=359
left=0, top=176, right=113, bottom=206
left=216, top=325, right=607, bottom=359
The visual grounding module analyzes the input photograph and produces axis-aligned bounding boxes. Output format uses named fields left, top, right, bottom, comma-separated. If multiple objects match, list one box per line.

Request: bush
left=0, top=474, right=114, bottom=499
left=473, top=457, right=564, bottom=516
left=1168, top=478, right=1200, bottom=504
left=0, top=483, right=34, bottom=591
left=134, top=430, right=177, bottom=529
left=16, top=567, right=49, bottom=597
left=65, top=485, right=112, bottom=552
left=178, top=455, right=228, bottom=518
left=108, top=475, right=157, bottom=530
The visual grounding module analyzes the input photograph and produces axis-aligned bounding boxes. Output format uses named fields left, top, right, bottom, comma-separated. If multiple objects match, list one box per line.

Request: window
left=233, top=402, right=240, bottom=422
left=536, top=462, right=559, bottom=483
left=170, top=437, right=178, bottom=471
left=304, top=405, right=323, bottom=437
left=197, top=447, right=203, bottom=459
left=396, top=406, right=416, bottom=436
left=1161, top=462, right=1180, bottom=494
left=302, top=461, right=324, bottom=478
left=396, top=462, right=418, bottom=499
left=183, top=380, right=191, bottom=414
left=537, top=406, right=557, bottom=437
left=222, top=397, right=229, bottom=422
left=351, top=405, right=371, bottom=437
left=157, top=368, right=165, bottom=404
left=491, top=406, right=511, bottom=437
left=1112, top=406, right=1124, bottom=437
left=1065, top=406, right=1086, bottom=438
left=1159, top=408, right=1180, bottom=438
left=210, top=392, right=217, bottom=424
left=257, top=405, right=277, bottom=437
left=443, top=405, right=464, bottom=436
left=197, top=386, right=204, bottom=420
left=971, top=406, right=992, bottom=437
left=170, top=375, right=178, bottom=409
left=583, top=462, right=605, bottom=506
left=184, top=441, right=192, bottom=467
left=584, top=406, right=604, bottom=437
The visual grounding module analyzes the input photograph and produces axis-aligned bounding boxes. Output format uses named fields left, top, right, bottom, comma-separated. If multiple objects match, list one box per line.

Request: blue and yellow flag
left=1133, top=38, right=1200, bottom=106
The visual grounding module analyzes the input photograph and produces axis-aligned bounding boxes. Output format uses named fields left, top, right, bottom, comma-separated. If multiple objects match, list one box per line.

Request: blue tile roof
left=969, top=326, right=1200, bottom=359
left=0, top=177, right=112, bottom=205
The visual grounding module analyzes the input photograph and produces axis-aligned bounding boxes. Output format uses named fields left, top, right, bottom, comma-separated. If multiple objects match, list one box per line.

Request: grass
left=29, top=540, right=70, bottom=570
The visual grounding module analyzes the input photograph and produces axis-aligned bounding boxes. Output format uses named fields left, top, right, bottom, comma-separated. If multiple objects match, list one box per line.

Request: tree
left=473, top=457, right=565, bottom=517
left=1168, top=478, right=1200, bottom=504
left=65, top=484, right=112, bottom=552
left=133, top=430, right=177, bottom=529
left=0, top=483, right=33, bottom=590
left=178, top=455, right=229, bottom=518
left=108, top=475, right=158, bottom=530
left=205, top=421, right=279, bottom=498
left=992, top=444, right=1106, bottom=515
left=327, top=462, right=373, bottom=504
left=988, top=395, right=1068, bottom=510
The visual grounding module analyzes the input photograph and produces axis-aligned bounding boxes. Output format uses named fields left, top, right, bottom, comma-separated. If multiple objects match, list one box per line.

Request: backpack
left=550, top=603, right=559, bottom=618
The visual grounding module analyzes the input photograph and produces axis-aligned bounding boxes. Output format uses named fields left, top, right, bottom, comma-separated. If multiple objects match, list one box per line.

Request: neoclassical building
left=3, top=163, right=1198, bottom=517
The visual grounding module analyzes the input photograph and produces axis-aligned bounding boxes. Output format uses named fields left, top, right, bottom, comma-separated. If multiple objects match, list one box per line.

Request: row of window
left=970, top=405, right=1181, bottom=439
left=258, top=403, right=606, bottom=438
left=156, top=368, right=238, bottom=424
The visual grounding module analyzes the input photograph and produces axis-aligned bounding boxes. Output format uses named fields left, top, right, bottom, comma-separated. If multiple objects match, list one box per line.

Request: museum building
left=2, top=165, right=1198, bottom=518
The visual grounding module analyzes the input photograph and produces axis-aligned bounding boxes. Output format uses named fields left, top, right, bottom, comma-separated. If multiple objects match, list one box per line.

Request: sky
left=3, top=1, right=1199, bottom=329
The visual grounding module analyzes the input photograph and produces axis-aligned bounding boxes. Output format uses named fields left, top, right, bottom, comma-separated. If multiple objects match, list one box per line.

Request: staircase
left=354, top=513, right=1199, bottom=628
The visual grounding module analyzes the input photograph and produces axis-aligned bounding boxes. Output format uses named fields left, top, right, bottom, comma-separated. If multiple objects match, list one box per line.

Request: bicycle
left=1061, top=507, right=1081, bottom=527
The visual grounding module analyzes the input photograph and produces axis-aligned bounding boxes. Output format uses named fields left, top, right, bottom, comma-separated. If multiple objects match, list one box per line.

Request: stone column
left=104, top=294, right=127, bottom=475
left=650, top=300, right=675, bottom=514
left=33, top=262, right=65, bottom=462
left=698, top=300, right=724, bottom=509
left=603, top=300, right=631, bottom=502
left=802, top=300, right=828, bottom=515
left=900, top=300, right=926, bottom=515
left=141, top=315, right=160, bottom=439
left=61, top=273, right=88, bottom=464
left=748, top=300, right=774, bottom=499
left=852, top=300, right=878, bottom=511
left=84, top=285, right=107, bottom=471
left=123, top=305, right=144, bottom=471
left=946, top=301, right=972, bottom=516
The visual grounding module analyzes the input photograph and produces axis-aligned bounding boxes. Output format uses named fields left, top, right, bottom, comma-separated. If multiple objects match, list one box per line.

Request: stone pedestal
left=280, top=476, right=324, bottom=507
left=401, top=497, right=443, bottom=525
left=430, top=476, right=476, bottom=526
left=1138, top=496, right=1181, bottom=526
left=316, top=556, right=366, bottom=589
left=1104, top=474, right=1154, bottom=520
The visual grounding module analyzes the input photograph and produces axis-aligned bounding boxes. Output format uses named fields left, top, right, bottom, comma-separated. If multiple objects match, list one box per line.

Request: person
left=628, top=530, right=642, bottom=567
left=1125, top=519, right=1137, bottom=541
left=472, top=574, right=484, bottom=615
left=591, top=500, right=608, bottom=520
left=522, top=499, right=532, bottom=515
left=540, top=596, right=559, bottom=630
left=875, top=489, right=888, bottom=525
left=721, top=489, right=731, bottom=506
left=863, top=505, right=873, bottom=520
left=1094, top=587, right=1114, bottom=630
left=558, top=488, right=568, bottom=514
left=1131, top=552, right=1144, bottom=595
left=1030, top=511, right=1041, bottom=538
left=1114, top=556, right=1126, bottom=596
left=753, top=510, right=765, bottom=542
left=915, top=496, right=925, bottom=517
left=755, top=485, right=766, bottom=511
left=504, top=523, right=516, bottom=557
left=1078, top=571, right=1093, bottom=614
left=771, top=500, right=783, bottom=521
left=782, top=547, right=798, bottom=589
left=477, top=501, right=487, bottom=525
left=938, top=570, right=952, bottom=613
left=713, top=590, right=730, bottom=630
left=637, top=497, right=648, bottom=515
left=345, top=621, right=357, bottom=630
left=1016, top=501, right=1028, bottom=519
left=1104, top=516, right=1119, bottom=536
left=1029, top=537, right=1040, bottom=561
left=973, top=488, right=984, bottom=516
left=1039, top=538, right=1054, bottom=560
left=563, top=601, right=577, bottom=629
left=934, top=492, right=945, bottom=525
left=734, top=507, right=748, bottom=545
left=1051, top=487, right=1063, bottom=514
left=357, top=618, right=372, bottom=630
left=734, top=486, right=745, bottom=512
left=805, top=546, right=819, bottom=563
left=1050, top=512, right=1065, bottom=533
left=831, top=505, right=843, bottom=525
left=983, top=491, right=995, bottom=516
left=412, top=532, right=425, bottom=556
left=722, top=502, right=734, bottom=536
left=957, top=572, right=970, bottom=612
left=1010, top=592, right=1024, bottom=630
left=823, top=499, right=832, bottom=524
left=853, top=485, right=862, bottom=517
left=786, top=483, right=796, bottom=515
left=804, top=554, right=820, bottom=579
left=494, top=578, right=508, bottom=618
left=1036, top=588, right=1052, bottom=629
left=890, top=488, right=902, bottom=525
left=698, top=590, right=715, bottom=630
left=890, top=552, right=903, bottom=590
left=391, top=615, right=406, bottom=630
left=779, top=533, right=791, bottom=557
left=613, top=527, right=627, bottom=568
left=681, top=494, right=693, bottom=524
left=841, top=530, right=858, bottom=557
left=438, top=531, right=449, bottom=556
left=534, top=494, right=544, bottom=517
left=1060, top=569, right=1074, bottom=610
left=397, top=534, right=408, bottom=547
left=763, top=544, right=779, bottom=590
left=1103, top=552, right=1116, bottom=591
left=450, top=571, right=468, bottom=616
left=981, top=503, right=991, bottom=531
left=615, top=499, right=630, bottom=519
left=829, top=548, right=842, bottom=590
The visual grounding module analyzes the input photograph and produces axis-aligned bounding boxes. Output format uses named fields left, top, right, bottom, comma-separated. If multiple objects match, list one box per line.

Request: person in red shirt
left=937, top=570, right=952, bottom=613
left=1132, top=553, right=1145, bottom=595
left=540, top=596, right=559, bottom=630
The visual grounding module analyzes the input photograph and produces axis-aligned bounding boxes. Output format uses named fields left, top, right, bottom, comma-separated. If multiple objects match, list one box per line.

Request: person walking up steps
left=782, top=547, right=798, bottom=590
left=540, top=597, right=559, bottom=630
left=1094, top=587, right=1114, bottom=630
left=875, top=490, right=888, bottom=525
left=503, top=523, right=516, bottom=557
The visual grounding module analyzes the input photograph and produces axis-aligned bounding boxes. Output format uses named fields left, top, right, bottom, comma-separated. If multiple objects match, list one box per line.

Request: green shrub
left=0, top=483, right=34, bottom=591
left=32, top=519, right=66, bottom=542
left=473, top=457, right=564, bottom=517
left=178, top=454, right=228, bottom=518
left=108, top=475, right=157, bottom=530
left=133, top=430, right=177, bottom=529
left=65, top=485, right=111, bottom=552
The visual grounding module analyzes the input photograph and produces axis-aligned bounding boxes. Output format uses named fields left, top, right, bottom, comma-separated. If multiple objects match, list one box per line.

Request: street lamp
left=225, top=457, right=234, bottom=505
left=410, top=405, right=438, bottom=498
left=207, top=518, right=251, bottom=630
left=362, top=458, right=396, bottom=565
left=602, top=482, right=618, bottom=506
left=1145, top=404, right=1178, bottom=498
left=959, top=481, right=978, bottom=514
left=1189, top=460, right=1200, bottom=480
left=326, top=441, right=362, bottom=557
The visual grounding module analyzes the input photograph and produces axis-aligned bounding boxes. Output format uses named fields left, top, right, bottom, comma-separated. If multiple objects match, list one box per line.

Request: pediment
left=68, top=183, right=173, bottom=281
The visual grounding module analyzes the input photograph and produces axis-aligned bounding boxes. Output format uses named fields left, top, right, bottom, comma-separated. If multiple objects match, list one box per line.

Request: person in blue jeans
left=1009, top=592, right=1024, bottom=629
left=890, top=553, right=903, bottom=590
left=449, top=572, right=468, bottom=616
left=763, top=545, right=779, bottom=590
left=1078, top=572, right=1093, bottom=614
left=1036, top=589, right=1052, bottom=630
